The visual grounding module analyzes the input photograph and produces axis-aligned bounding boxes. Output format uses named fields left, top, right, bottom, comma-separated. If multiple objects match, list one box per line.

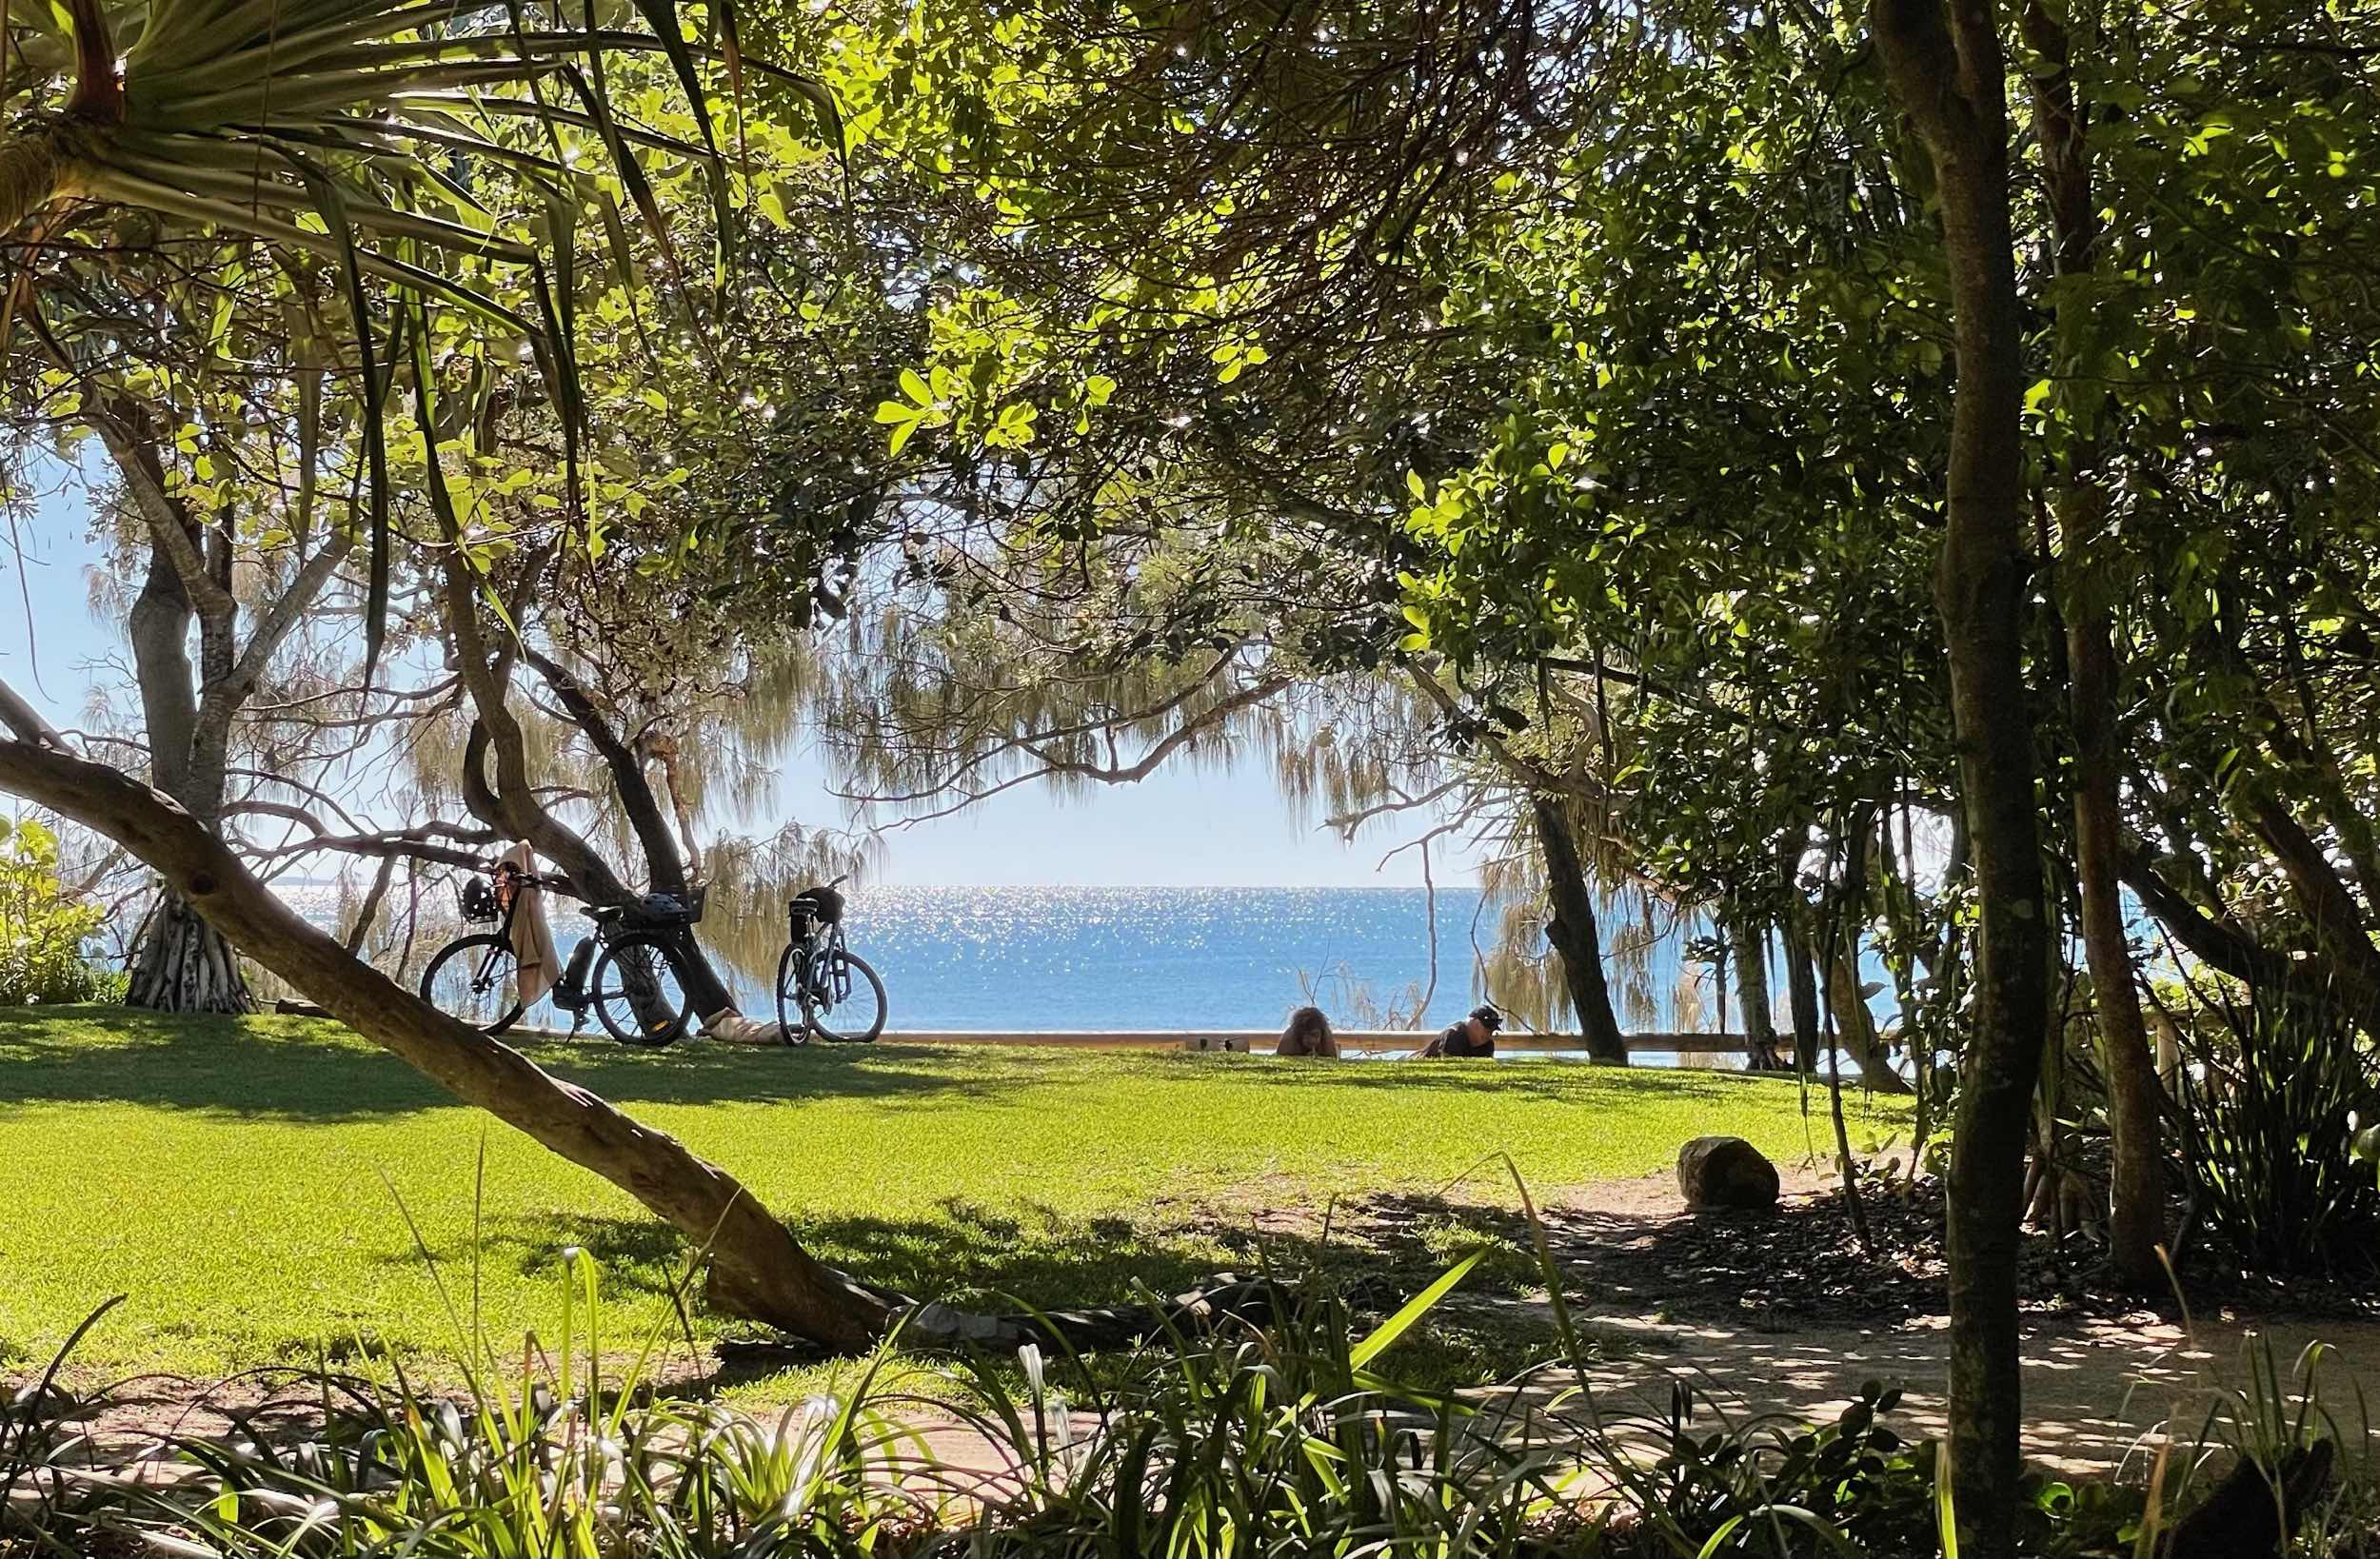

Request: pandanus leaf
left=10, top=0, right=843, bottom=661
left=292, top=154, right=400, bottom=687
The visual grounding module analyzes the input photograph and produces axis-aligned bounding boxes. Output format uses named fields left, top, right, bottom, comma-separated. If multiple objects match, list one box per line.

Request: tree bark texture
left=1871, top=0, right=2053, bottom=1549
left=127, top=893, right=251, bottom=1013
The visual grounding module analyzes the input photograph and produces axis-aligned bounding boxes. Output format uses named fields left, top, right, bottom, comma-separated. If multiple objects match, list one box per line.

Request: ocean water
left=824, top=885, right=1517, bottom=1032
left=288, top=881, right=1732, bottom=1036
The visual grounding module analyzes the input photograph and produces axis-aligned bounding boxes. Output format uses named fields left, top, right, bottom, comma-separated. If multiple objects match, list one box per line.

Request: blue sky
left=3, top=483, right=1478, bottom=889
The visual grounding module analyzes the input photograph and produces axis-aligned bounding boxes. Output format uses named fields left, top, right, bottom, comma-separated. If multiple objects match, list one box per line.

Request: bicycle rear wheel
left=803, top=950, right=886, bottom=1042
left=420, top=935, right=525, bottom=1035
left=589, top=937, right=693, bottom=1046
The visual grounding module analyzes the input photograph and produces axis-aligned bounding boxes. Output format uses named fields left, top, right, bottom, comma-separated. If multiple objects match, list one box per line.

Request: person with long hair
left=1276, top=1004, right=1339, bottom=1057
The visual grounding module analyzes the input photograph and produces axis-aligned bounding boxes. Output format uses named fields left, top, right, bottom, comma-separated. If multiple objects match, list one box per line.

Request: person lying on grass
left=1420, top=1004, right=1501, bottom=1057
left=1276, top=1005, right=1339, bottom=1057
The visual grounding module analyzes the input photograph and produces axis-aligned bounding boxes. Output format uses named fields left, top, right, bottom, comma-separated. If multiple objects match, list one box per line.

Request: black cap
left=1470, top=1004, right=1502, bottom=1031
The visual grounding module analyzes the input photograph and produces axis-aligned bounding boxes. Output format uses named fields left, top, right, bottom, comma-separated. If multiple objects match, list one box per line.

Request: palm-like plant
left=0, top=0, right=755, bottom=274
left=2, top=0, right=828, bottom=662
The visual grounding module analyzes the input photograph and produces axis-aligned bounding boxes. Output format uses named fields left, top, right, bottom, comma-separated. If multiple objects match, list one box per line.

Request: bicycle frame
left=458, top=868, right=605, bottom=1019
left=428, top=863, right=702, bottom=1043
left=786, top=918, right=851, bottom=1000
left=446, top=882, right=526, bottom=1010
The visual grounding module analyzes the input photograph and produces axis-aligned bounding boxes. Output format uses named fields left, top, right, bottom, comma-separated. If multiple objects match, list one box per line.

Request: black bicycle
left=775, top=877, right=887, bottom=1042
left=420, top=862, right=705, bottom=1046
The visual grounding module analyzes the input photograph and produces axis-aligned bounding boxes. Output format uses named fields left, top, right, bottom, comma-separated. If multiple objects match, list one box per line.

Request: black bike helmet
left=1470, top=1003, right=1504, bottom=1032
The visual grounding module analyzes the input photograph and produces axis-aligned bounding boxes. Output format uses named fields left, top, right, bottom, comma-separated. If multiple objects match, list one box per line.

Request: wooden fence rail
left=870, top=1029, right=1753, bottom=1054
left=276, top=1002, right=1754, bottom=1054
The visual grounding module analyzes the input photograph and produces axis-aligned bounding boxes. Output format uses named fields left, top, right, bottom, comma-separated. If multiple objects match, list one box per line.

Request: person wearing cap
left=1421, top=1004, right=1502, bottom=1057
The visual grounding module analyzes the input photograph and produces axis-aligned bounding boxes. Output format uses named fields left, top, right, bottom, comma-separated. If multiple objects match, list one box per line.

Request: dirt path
left=1533, top=1171, right=2380, bottom=1475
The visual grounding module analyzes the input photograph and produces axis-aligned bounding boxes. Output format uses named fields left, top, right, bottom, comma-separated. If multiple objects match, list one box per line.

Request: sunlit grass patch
left=0, top=1006, right=1904, bottom=1377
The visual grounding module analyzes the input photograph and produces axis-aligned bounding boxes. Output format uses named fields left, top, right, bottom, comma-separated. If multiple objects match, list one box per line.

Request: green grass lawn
left=0, top=1006, right=1907, bottom=1380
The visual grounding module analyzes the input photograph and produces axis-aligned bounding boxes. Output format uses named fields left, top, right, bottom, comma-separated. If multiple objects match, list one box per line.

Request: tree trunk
left=0, top=732, right=892, bottom=1351
left=1782, top=895, right=1824, bottom=1072
left=2240, top=784, right=2380, bottom=997
left=1530, top=794, right=1629, bottom=1064
left=2070, top=617, right=2165, bottom=1284
left=2023, top=0, right=2165, bottom=1291
left=1729, top=912, right=1780, bottom=1066
left=447, top=571, right=768, bottom=1039
left=1826, top=943, right=1914, bottom=1094
left=1872, top=1, right=2050, bottom=1551
left=128, top=889, right=254, bottom=1014
left=121, top=519, right=253, bottom=1014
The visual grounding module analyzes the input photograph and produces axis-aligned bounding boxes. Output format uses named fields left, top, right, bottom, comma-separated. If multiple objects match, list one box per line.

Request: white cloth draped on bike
left=501, top=841, right=561, bottom=1009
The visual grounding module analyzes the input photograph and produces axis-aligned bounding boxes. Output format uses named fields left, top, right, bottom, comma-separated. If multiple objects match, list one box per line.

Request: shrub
left=2177, top=979, right=2380, bottom=1276
left=0, top=817, right=118, bottom=1006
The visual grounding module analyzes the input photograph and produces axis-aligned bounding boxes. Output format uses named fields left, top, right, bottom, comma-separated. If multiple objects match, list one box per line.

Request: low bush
left=2176, top=980, right=2380, bottom=1276
left=5, top=1266, right=2372, bottom=1555
left=0, top=818, right=118, bottom=1006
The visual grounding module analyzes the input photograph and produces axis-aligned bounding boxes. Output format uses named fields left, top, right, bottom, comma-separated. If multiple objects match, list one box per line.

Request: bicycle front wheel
left=589, top=937, right=693, bottom=1046
left=420, top=935, right=525, bottom=1035
left=803, top=950, right=886, bottom=1042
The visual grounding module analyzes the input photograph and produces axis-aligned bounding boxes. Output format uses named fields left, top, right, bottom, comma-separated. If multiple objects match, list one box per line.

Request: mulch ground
left=1525, top=1174, right=2380, bottom=1331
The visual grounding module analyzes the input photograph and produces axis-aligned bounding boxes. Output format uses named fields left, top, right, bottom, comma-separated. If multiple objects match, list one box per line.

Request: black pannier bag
left=791, top=884, right=844, bottom=927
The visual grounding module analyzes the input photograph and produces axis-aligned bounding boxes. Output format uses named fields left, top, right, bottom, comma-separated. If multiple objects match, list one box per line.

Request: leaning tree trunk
left=1530, top=794, right=1630, bottom=1064
left=457, top=580, right=772, bottom=1040
left=1826, top=943, right=1914, bottom=1095
left=0, top=734, right=892, bottom=1352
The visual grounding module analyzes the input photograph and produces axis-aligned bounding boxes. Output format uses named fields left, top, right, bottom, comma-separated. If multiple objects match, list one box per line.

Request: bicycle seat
left=583, top=904, right=625, bottom=923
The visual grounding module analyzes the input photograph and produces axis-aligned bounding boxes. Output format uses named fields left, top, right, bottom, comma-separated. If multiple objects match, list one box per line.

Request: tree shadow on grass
left=478, top=1199, right=1249, bottom=1316
left=336, top=1190, right=1600, bottom=1396
left=0, top=1008, right=1189, bottom=1120
left=0, top=1006, right=1867, bottom=1125
left=0, top=1006, right=455, bottom=1121
left=472, top=1191, right=1559, bottom=1328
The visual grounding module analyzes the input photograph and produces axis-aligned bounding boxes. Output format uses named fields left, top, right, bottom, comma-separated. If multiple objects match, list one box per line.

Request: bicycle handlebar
left=479, top=859, right=579, bottom=898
